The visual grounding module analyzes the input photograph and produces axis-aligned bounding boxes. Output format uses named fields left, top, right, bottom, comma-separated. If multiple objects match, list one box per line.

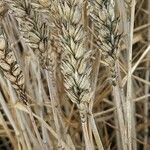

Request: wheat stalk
left=126, top=1, right=136, bottom=150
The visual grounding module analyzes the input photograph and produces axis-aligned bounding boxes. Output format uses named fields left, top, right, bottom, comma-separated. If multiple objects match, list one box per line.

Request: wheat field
left=0, top=0, right=149, bottom=150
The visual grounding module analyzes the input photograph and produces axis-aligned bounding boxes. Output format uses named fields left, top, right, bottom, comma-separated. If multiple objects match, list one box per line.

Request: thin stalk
left=113, top=60, right=128, bottom=150
left=113, top=85, right=127, bottom=150
left=0, top=110, right=17, bottom=148
left=36, top=65, right=50, bottom=150
left=46, top=70, right=62, bottom=149
left=144, top=1, right=150, bottom=149
left=80, top=118, right=93, bottom=150
left=122, top=45, right=150, bottom=86
left=26, top=104, right=45, bottom=150
left=0, top=91, right=20, bottom=138
left=90, top=114, right=104, bottom=150
left=89, top=52, right=104, bottom=150
left=126, top=1, right=136, bottom=150
left=15, top=104, right=71, bottom=150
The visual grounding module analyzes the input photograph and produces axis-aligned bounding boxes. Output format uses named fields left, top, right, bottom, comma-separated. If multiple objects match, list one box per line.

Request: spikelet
left=89, top=0, right=121, bottom=85
left=57, top=0, right=92, bottom=122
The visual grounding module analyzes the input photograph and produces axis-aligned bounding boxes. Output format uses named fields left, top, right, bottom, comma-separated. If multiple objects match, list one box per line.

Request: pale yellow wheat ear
left=58, top=0, right=91, bottom=112
left=57, top=0, right=93, bottom=149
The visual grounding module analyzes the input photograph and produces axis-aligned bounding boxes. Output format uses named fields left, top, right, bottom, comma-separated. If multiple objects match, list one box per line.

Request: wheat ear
left=6, top=0, right=52, bottom=70
left=89, top=0, right=121, bottom=86
left=0, top=35, right=28, bottom=104
left=57, top=0, right=93, bottom=149
left=0, top=1, right=28, bottom=104
left=59, top=0, right=91, bottom=115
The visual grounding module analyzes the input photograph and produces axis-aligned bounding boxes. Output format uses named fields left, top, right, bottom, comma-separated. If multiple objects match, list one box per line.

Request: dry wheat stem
left=88, top=52, right=104, bottom=150
left=46, top=71, right=63, bottom=149
left=144, top=2, right=150, bottom=149
left=126, top=1, right=136, bottom=150
left=0, top=108, right=17, bottom=147
left=6, top=82, right=35, bottom=150
left=15, top=103, right=71, bottom=150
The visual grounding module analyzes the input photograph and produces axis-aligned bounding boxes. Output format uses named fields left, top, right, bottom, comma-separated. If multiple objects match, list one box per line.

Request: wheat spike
left=0, top=1, right=29, bottom=104
left=0, top=1, right=28, bottom=104
left=5, top=0, right=52, bottom=70
left=0, top=35, right=28, bottom=104
left=57, top=1, right=94, bottom=149
left=89, top=0, right=121, bottom=85
left=57, top=0, right=92, bottom=118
